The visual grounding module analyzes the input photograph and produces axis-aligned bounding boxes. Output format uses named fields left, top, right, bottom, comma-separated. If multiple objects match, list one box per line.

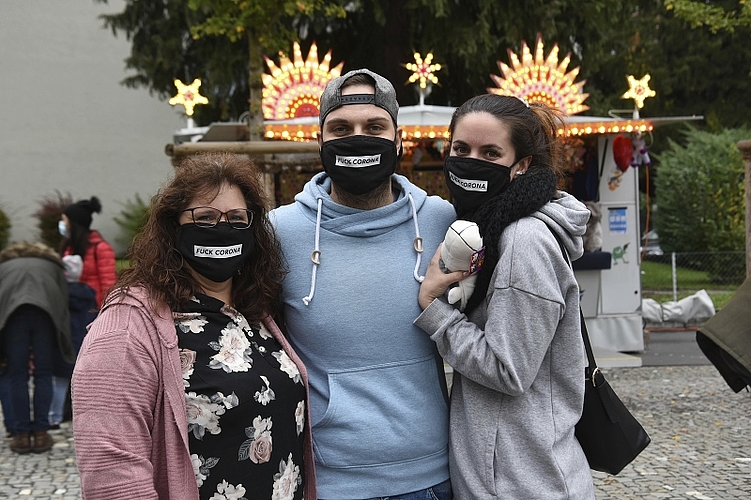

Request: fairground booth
left=166, top=36, right=701, bottom=356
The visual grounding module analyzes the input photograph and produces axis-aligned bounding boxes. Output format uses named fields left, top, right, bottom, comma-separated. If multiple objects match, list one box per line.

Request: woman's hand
left=418, top=247, right=467, bottom=310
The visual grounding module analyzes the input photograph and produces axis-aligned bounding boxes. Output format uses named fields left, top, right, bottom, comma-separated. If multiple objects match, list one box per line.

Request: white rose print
left=185, top=392, right=226, bottom=439
left=271, top=453, right=301, bottom=500
left=294, top=401, right=305, bottom=436
left=257, top=322, right=273, bottom=340
left=209, top=323, right=253, bottom=373
left=215, top=391, right=239, bottom=410
left=209, top=480, right=247, bottom=500
left=191, top=453, right=219, bottom=487
left=175, top=313, right=208, bottom=334
left=272, top=351, right=301, bottom=384
left=254, top=375, right=276, bottom=406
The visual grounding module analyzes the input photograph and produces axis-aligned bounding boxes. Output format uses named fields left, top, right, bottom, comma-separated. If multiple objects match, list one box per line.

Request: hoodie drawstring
left=409, top=193, right=425, bottom=283
left=302, top=193, right=425, bottom=305
left=302, top=198, right=323, bottom=305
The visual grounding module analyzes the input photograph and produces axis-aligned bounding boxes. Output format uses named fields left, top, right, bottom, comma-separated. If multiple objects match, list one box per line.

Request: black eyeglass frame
left=181, top=206, right=254, bottom=229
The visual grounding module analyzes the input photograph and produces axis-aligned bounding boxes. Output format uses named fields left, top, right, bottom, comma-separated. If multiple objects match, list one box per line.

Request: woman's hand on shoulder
left=418, top=247, right=466, bottom=310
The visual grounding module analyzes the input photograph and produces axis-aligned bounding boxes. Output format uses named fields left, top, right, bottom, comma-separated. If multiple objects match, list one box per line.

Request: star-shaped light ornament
left=406, top=52, right=441, bottom=89
left=622, top=74, right=656, bottom=109
left=169, top=78, right=209, bottom=116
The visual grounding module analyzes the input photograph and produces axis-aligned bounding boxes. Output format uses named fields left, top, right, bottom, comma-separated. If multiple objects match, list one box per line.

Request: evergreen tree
left=95, top=0, right=751, bottom=134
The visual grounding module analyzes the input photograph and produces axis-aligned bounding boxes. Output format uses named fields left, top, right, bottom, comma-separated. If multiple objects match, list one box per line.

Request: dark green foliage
left=33, top=191, right=73, bottom=250
left=0, top=207, right=11, bottom=251
left=654, top=126, right=748, bottom=256
left=113, top=194, right=151, bottom=253
left=96, top=0, right=751, bottom=136
left=95, top=0, right=252, bottom=123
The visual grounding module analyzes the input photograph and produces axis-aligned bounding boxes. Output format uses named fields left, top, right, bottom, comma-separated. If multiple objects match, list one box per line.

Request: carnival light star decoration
left=406, top=52, right=441, bottom=89
left=169, top=78, right=209, bottom=116
left=489, top=33, right=589, bottom=115
left=622, top=74, right=656, bottom=109
left=262, top=41, right=343, bottom=121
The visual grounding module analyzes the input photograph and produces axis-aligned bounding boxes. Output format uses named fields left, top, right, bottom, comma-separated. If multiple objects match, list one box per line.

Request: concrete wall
left=0, top=0, right=185, bottom=255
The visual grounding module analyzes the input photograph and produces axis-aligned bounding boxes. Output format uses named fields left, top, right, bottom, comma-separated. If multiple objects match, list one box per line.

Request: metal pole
left=672, top=252, right=678, bottom=302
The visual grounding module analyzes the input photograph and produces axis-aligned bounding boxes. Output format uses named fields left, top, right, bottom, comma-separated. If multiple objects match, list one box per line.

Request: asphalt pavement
left=639, top=328, right=711, bottom=367
left=1, top=330, right=749, bottom=499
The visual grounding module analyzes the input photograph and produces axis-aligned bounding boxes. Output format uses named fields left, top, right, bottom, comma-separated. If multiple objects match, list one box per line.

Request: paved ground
left=1, top=336, right=750, bottom=499
left=639, top=328, right=711, bottom=367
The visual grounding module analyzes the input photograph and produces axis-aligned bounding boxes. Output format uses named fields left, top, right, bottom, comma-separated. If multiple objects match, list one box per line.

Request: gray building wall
left=0, top=0, right=185, bottom=255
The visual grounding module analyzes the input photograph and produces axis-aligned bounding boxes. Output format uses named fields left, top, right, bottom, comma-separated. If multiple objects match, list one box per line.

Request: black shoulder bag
left=551, top=227, right=651, bottom=475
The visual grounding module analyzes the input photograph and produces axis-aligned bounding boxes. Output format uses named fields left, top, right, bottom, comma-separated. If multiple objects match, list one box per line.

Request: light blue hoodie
left=271, top=173, right=456, bottom=499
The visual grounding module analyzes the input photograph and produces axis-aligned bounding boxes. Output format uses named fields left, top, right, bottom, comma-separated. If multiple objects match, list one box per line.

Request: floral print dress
left=175, top=294, right=306, bottom=500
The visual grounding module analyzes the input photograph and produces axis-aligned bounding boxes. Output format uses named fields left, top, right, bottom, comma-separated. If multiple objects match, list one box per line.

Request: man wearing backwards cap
left=271, top=69, right=455, bottom=499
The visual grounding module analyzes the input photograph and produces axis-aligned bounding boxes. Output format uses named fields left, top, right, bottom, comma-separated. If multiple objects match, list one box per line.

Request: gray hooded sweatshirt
left=415, top=192, right=595, bottom=499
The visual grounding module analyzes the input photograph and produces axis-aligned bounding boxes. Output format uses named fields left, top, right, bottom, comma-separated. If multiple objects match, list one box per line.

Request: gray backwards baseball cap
left=318, top=68, right=399, bottom=127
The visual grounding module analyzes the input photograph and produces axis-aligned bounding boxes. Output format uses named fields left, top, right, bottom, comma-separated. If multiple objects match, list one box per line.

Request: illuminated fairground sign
left=261, top=37, right=657, bottom=141
left=262, top=41, right=343, bottom=122
left=488, top=33, right=589, bottom=116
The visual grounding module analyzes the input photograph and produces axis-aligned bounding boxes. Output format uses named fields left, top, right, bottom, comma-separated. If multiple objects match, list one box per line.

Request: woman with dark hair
left=59, top=196, right=117, bottom=308
left=52, top=197, right=116, bottom=429
left=72, top=153, right=314, bottom=500
left=415, top=95, right=595, bottom=498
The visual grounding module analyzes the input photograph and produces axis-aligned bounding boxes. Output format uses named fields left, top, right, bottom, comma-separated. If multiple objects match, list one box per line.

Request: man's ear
left=317, top=132, right=323, bottom=149
left=395, top=127, right=403, bottom=151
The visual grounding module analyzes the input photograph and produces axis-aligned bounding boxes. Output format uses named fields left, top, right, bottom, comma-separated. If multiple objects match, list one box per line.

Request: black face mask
left=320, top=135, right=401, bottom=195
left=176, top=223, right=255, bottom=283
left=444, top=156, right=517, bottom=214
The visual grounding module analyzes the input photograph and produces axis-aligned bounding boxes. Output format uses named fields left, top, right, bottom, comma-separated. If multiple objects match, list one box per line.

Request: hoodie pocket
left=312, top=355, right=449, bottom=469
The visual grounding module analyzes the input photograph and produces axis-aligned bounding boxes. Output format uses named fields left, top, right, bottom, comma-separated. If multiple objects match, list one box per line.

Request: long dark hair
left=448, top=94, right=566, bottom=312
left=62, top=224, right=91, bottom=257
left=115, top=153, right=286, bottom=323
left=60, top=197, right=102, bottom=257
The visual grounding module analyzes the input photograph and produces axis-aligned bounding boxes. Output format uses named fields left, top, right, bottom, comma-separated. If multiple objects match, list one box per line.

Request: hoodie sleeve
left=415, top=219, right=570, bottom=395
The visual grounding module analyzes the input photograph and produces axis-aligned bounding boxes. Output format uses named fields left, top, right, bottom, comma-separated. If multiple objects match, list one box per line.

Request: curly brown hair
left=115, top=153, right=286, bottom=323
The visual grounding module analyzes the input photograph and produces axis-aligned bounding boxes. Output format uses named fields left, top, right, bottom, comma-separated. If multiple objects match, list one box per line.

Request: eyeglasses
left=182, top=207, right=254, bottom=229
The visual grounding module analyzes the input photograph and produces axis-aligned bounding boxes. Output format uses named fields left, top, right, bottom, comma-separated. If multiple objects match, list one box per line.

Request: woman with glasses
left=71, top=153, right=315, bottom=500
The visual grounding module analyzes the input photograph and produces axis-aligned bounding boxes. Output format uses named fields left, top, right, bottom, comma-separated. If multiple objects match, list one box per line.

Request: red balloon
left=613, top=135, right=633, bottom=172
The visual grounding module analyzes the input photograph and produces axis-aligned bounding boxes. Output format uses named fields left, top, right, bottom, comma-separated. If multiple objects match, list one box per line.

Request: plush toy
left=439, top=220, right=484, bottom=311
left=630, top=134, right=652, bottom=168
left=583, top=201, right=603, bottom=252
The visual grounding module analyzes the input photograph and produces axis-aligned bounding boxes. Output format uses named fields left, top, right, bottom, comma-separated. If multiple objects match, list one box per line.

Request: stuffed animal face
left=440, top=220, right=484, bottom=311
left=440, top=220, right=483, bottom=272
left=583, top=201, right=603, bottom=253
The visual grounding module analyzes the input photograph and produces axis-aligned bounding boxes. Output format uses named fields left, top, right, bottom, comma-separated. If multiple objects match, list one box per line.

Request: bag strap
left=546, top=226, right=600, bottom=374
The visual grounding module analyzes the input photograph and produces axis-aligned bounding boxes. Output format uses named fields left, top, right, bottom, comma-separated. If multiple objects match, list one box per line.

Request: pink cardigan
left=72, top=288, right=316, bottom=500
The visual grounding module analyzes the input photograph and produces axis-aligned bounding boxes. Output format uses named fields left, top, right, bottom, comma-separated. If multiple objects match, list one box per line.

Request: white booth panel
left=585, top=315, right=645, bottom=353
left=600, top=203, right=642, bottom=313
